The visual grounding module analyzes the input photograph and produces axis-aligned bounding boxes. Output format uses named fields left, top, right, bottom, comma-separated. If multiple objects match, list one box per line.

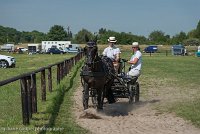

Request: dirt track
left=73, top=85, right=200, bottom=134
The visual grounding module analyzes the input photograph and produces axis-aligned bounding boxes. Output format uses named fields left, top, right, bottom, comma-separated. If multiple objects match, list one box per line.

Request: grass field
left=0, top=52, right=78, bottom=133
left=0, top=46, right=200, bottom=133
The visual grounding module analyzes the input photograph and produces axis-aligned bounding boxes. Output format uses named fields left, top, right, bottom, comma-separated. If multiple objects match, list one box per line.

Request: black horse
left=80, top=41, right=115, bottom=110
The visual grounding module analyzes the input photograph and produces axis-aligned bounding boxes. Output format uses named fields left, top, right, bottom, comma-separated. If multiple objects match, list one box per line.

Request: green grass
left=168, top=100, right=200, bottom=126
left=129, top=52, right=200, bottom=127
left=0, top=52, right=79, bottom=133
left=41, top=60, right=88, bottom=134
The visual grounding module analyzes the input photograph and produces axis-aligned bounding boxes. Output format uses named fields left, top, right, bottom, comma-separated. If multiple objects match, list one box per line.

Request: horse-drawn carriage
left=80, top=42, right=140, bottom=110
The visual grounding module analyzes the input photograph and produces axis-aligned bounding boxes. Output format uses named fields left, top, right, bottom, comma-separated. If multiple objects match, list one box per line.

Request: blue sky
left=0, top=0, right=200, bottom=37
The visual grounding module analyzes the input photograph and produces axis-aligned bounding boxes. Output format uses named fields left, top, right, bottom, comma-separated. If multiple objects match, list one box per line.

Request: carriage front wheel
left=82, top=82, right=89, bottom=110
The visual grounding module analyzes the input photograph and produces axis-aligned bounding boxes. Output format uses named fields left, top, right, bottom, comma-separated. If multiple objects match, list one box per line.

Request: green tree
left=99, top=28, right=107, bottom=34
left=187, top=20, right=200, bottom=39
left=30, top=30, right=46, bottom=43
left=171, top=31, right=187, bottom=45
left=196, top=20, right=200, bottom=39
left=187, top=29, right=196, bottom=38
left=0, top=25, right=21, bottom=44
left=183, top=38, right=200, bottom=46
left=74, top=29, right=93, bottom=43
left=148, top=30, right=167, bottom=44
left=47, top=25, right=68, bottom=41
left=97, top=28, right=148, bottom=45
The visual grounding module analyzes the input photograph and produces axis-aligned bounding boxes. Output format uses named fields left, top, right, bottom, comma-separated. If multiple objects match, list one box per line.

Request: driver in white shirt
left=102, top=36, right=121, bottom=73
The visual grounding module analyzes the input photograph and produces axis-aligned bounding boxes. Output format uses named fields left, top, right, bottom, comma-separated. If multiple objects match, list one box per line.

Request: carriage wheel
left=82, top=82, right=89, bottom=110
left=128, top=83, right=134, bottom=104
left=134, top=82, right=140, bottom=102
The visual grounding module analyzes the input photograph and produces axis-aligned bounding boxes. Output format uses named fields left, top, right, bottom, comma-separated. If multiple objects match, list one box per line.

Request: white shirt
left=102, top=46, right=121, bottom=60
left=130, top=50, right=142, bottom=71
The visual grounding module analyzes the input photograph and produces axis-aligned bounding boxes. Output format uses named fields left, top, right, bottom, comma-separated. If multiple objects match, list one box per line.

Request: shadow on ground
left=101, top=99, right=160, bottom=116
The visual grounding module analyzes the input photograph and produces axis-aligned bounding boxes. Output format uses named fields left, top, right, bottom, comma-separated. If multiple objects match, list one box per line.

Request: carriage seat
left=120, top=74, right=138, bottom=84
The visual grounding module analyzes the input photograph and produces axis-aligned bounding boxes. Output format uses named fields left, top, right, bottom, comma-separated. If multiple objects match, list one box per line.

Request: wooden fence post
left=74, top=56, right=76, bottom=65
left=68, top=60, right=71, bottom=72
left=20, top=77, right=29, bottom=125
left=57, top=64, right=60, bottom=84
left=64, top=60, right=68, bottom=76
left=73, top=57, right=76, bottom=66
left=48, top=68, right=52, bottom=92
left=41, top=70, right=46, bottom=101
left=66, top=60, right=69, bottom=74
left=27, top=76, right=32, bottom=118
left=31, top=74, right=37, bottom=113
left=60, top=62, right=64, bottom=80
left=70, top=58, right=72, bottom=70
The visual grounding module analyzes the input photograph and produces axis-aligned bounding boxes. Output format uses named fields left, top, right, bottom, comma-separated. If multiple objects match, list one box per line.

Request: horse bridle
left=85, top=45, right=100, bottom=70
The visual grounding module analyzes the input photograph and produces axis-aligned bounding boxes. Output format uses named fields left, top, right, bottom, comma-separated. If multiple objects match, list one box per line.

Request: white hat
left=132, top=42, right=139, bottom=47
left=108, top=37, right=117, bottom=43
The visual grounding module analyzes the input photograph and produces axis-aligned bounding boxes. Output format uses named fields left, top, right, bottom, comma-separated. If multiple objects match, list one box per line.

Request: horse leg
left=105, top=80, right=116, bottom=104
left=82, top=82, right=89, bottom=110
left=96, top=88, right=104, bottom=110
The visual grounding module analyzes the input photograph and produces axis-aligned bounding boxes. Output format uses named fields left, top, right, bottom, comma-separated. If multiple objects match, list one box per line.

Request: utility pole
left=67, top=26, right=73, bottom=39
left=67, top=26, right=70, bottom=35
left=7, top=33, right=8, bottom=43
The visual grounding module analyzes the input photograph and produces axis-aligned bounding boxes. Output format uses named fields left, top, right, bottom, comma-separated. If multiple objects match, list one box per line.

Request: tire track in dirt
left=72, top=85, right=200, bottom=134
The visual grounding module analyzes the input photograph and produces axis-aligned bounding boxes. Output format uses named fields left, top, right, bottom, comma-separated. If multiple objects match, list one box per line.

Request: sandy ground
left=72, top=85, right=200, bottom=134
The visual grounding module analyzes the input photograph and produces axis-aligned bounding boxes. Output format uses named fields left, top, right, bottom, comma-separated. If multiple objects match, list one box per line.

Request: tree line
left=0, top=20, right=200, bottom=46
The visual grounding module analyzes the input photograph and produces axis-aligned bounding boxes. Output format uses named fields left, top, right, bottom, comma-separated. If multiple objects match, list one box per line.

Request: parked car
left=143, top=45, right=158, bottom=53
left=46, top=48, right=65, bottom=54
left=171, top=44, right=186, bottom=56
left=64, top=47, right=79, bottom=53
left=20, top=48, right=28, bottom=52
left=0, top=54, right=16, bottom=68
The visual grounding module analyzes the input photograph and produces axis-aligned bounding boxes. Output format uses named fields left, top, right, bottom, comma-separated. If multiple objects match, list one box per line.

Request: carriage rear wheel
left=134, top=82, right=140, bottom=102
left=128, top=84, right=134, bottom=104
left=128, top=82, right=140, bottom=103
left=82, top=82, right=89, bottom=110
